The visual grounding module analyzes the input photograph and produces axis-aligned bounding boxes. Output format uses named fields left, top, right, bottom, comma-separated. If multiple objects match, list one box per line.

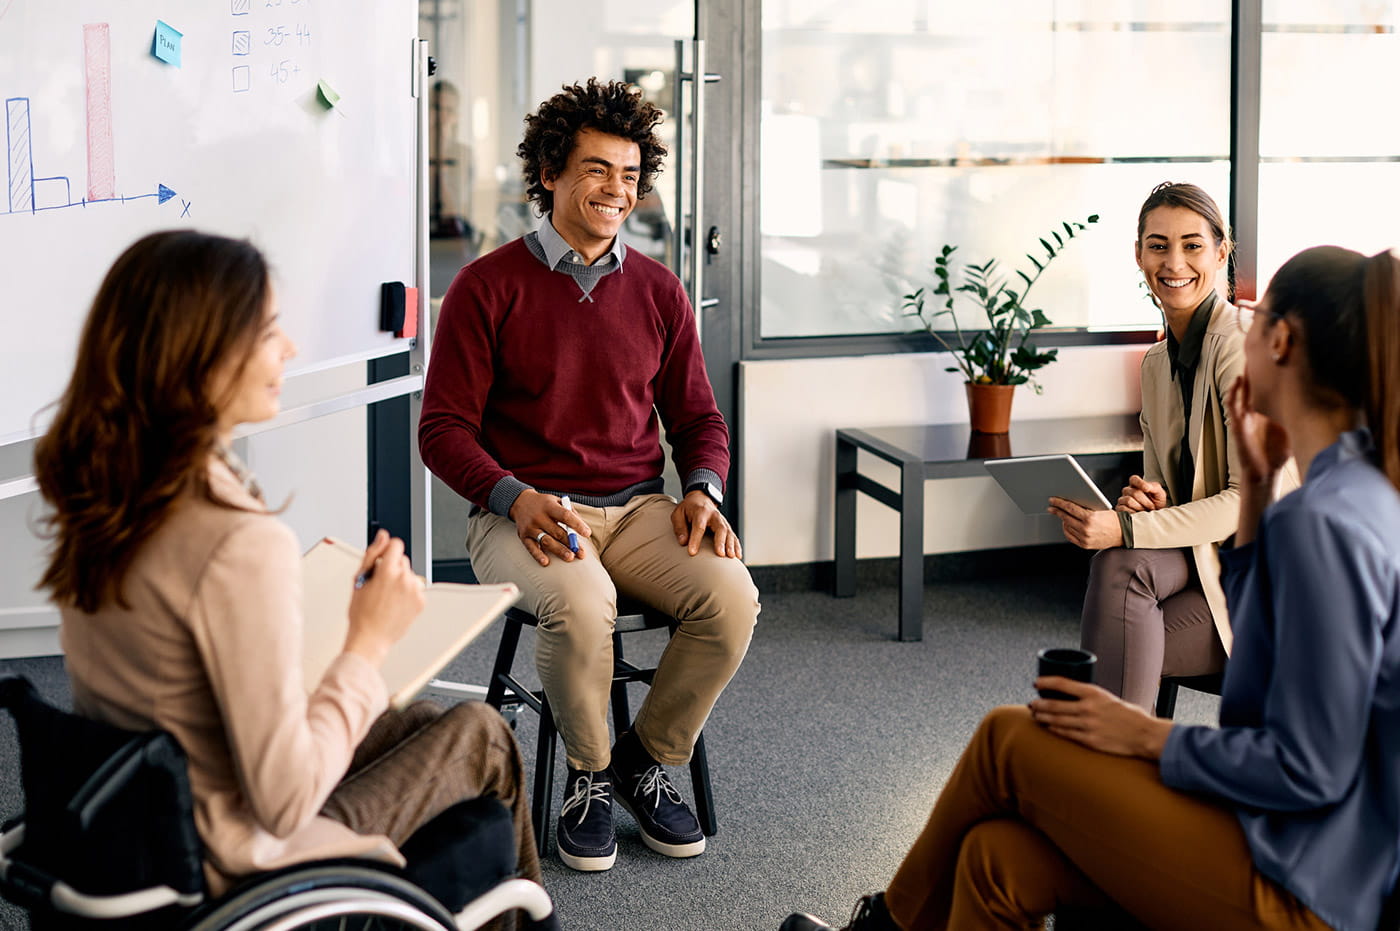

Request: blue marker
left=560, top=496, right=580, bottom=554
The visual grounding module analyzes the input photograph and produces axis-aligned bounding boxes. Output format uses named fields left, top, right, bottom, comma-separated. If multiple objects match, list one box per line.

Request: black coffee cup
left=1036, top=648, right=1096, bottom=700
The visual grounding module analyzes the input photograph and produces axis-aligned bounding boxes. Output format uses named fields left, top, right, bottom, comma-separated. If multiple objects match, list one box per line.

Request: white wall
left=738, top=344, right=1148, bottom=567
left=0, top=366, right=369, bottom=659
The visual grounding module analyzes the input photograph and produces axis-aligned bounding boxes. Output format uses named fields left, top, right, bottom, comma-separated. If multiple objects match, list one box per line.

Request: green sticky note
left=316, top=79, right=340, bottom=109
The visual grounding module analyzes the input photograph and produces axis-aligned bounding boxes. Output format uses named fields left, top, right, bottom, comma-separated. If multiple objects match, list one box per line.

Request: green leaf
left=1018, top=270, right=1033, bottom=289
left=1039, top=237, right=1054, bottom=256
left=1052, top=230, right=1063, bottom=247
left=1027, top=254, right=1043, bottom=271
left=1088, top=214, right=1100, bottom=223
left=1030, top=309, right=1051, bottom=328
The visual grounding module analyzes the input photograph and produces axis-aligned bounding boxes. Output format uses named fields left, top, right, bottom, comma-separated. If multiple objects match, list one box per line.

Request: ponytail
left=1365, top=249, right=1400, bottom=492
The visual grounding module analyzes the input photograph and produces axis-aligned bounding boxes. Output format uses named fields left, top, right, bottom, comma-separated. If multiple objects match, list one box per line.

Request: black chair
left=1154, top=672, right=1225, bottom=719
left=0, top=675, right=551, bottom=930
left=482, top=600, right=718, bottom=857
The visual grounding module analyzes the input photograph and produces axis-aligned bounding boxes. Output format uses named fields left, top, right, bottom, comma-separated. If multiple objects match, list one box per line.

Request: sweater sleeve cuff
left=1119, top=510, right=1135, bottom=549
left=488, top=475, right=532, bottom=518
left=683, top=467, right=724, bottom=492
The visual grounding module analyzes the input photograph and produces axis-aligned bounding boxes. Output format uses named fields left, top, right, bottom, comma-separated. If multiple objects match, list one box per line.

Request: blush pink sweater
left=59, top=458, right=401, bottom=894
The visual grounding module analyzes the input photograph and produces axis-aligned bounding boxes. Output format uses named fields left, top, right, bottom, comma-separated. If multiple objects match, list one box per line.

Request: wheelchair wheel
left=186, top=864, right=457, bottom=931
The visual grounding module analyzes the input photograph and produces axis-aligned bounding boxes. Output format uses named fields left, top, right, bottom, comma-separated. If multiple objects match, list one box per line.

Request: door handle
left=672, top=38, right=722, bottom=333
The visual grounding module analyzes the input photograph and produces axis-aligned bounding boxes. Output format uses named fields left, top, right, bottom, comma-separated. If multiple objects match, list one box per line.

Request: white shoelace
left=633, top=764, right=684, bottom=812
left=560, top=774, right=611, bottom=823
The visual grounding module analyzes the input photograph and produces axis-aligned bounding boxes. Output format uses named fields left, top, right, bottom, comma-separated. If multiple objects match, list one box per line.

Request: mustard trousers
left=885, top=706, right=1327, bottom=931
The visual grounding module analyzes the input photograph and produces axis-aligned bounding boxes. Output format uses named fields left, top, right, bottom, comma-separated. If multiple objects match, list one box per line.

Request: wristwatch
left=684, top=480, right=723, bottom=507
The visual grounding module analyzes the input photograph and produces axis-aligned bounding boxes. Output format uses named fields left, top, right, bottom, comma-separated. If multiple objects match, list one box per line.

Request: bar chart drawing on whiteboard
left=2, top=22, right=181, bottom=219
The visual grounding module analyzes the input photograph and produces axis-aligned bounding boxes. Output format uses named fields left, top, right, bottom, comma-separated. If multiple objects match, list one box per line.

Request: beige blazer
left=1128, top=299, right=1297, bottom=655
left=59, top=458, right=402, bottom=895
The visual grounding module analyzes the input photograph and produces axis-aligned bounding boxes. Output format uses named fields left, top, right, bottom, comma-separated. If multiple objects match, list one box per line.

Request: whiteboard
left=0, top=0, right=420, bottom=442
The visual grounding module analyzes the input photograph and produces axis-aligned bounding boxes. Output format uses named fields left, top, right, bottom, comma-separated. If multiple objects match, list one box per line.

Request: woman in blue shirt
left=781, top=245, right=1400, bottom=931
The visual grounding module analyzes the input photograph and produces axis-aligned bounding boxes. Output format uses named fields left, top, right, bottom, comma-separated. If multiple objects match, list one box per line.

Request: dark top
left=1164, top=291, right=1218, bottom=498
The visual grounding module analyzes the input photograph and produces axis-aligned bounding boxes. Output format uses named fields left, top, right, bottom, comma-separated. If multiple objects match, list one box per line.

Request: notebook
left=300, top=537, right=519, bottom=709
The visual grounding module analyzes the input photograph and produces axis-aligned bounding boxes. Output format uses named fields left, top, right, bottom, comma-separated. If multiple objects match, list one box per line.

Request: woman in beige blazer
left=33, top=231, right=550, bottom=929
left=1051, top=183, right=1292, bottom=710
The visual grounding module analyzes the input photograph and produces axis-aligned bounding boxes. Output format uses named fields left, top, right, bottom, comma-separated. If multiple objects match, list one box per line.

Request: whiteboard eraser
left=379, top=281, right=406, bottom=332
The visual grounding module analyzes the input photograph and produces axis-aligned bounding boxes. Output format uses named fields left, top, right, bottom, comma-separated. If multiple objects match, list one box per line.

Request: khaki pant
left=884, top=706, right=1328, bottom=931
left=321, top=699, right=541, bottom=931
left=465, top=494, right=760, bottom=771
left=1081, top=547, right=1227, bottom=710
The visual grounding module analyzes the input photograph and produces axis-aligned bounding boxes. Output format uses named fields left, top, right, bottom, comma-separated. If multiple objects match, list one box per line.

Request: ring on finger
left=535, top=531, right=547, bottom=544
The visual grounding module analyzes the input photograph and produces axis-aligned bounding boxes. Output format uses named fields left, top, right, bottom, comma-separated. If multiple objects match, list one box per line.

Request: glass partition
left=420, top=0, right=691, bottom=297
left=759, top=2, right=1232, bottom=339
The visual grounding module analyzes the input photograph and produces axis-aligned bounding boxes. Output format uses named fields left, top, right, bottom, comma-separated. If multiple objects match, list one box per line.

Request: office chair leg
left=532, top=701, right=557, bottom=858
left=1154, top=680, right=1180, bottom=719
left=689, top=731, right=717, bottom=836
left=485, top=618, right=523, bottom=711
left=609, top=632, right=633, bottom=738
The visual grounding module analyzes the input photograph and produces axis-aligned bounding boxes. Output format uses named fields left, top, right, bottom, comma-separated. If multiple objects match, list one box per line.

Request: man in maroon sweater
left=419, top=78, right=760, bottom=873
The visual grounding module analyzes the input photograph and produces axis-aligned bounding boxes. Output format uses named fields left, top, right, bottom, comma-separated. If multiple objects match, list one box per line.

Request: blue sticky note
left=153, top=20, right=182, bottom=67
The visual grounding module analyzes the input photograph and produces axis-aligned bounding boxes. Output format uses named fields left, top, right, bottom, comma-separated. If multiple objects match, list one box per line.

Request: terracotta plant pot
left=965, top=382, right=1016, bottom=434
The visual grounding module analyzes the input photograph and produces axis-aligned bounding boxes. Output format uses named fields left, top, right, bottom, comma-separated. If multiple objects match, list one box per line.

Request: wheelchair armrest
left=452, top=878, right=552, bottom=930
left=68, top=732, right=159, bottom=829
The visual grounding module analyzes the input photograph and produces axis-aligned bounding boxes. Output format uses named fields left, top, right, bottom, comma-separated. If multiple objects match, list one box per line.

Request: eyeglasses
left=1233, top=303, right=1255, bottom=334
left=1234, top=300, right=1283, bottom=334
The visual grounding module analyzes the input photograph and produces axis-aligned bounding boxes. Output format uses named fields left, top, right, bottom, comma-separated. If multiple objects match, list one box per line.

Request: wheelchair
left=0, top=676, right=553, bottom=930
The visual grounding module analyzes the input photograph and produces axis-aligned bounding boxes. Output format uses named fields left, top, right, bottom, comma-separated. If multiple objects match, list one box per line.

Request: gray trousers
left=1080, top=547, right=1226, bottom=711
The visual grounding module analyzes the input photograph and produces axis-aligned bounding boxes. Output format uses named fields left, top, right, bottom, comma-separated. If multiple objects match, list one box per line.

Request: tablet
left=984, top=454, right=1114, bottom=515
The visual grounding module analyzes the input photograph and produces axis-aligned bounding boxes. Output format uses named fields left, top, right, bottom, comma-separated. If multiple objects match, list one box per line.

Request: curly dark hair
left=517, top=78, right=666, bottom=215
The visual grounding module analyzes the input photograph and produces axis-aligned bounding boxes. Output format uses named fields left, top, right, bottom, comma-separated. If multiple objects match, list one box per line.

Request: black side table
left=833, top=414, right=1144, bottom=641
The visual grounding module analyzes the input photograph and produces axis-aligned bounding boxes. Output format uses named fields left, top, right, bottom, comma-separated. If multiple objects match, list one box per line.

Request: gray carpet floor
left=0, top=557, right=1219, bottom=931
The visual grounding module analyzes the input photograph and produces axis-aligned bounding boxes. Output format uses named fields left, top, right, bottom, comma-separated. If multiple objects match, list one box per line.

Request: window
left=1256, top=1, right=1399, bottom=288
left=759, top=2, right=1233, bottom=340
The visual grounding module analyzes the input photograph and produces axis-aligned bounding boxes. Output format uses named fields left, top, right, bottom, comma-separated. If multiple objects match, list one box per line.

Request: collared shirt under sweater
left=418, top=221, right=729, bottom=516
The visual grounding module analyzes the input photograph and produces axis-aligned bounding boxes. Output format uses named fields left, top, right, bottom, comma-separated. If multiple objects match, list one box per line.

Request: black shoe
left=556, top=768, right=616, bottom=871
left=780, top=894, right=895, bottom=931
left=609, top=732, right=705, bottom=858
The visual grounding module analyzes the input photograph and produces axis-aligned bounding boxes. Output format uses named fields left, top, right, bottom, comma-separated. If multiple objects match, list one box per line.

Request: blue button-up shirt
left=1161, top=429, right=1400, bottom=931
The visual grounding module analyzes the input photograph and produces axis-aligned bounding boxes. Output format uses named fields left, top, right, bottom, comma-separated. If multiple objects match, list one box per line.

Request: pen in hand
left=354, top=564, right=375, bottom=589
left=560, top=496, right=580, bottom=555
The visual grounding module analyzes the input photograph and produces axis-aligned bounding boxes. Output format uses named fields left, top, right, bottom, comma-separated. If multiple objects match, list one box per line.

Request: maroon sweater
left=418, top=237, right=729, bottom=513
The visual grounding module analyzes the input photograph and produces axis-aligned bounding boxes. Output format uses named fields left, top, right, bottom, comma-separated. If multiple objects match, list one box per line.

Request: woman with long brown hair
left=34, top=230, right=552, bottom=929
left=782, top=245, right=1400, bottom=931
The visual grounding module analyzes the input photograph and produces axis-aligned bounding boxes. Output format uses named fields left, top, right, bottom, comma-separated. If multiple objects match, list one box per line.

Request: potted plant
left=901, top=214, right=1099, bottom=433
